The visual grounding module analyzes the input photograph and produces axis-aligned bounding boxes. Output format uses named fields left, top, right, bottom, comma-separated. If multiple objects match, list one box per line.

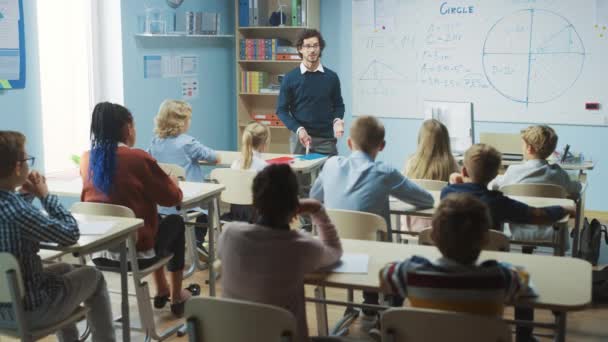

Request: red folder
left=266, top=156, right=294, bottom=164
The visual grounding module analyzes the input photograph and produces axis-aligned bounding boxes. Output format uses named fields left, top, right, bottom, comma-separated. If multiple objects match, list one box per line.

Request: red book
left=266, top=156, right=294, bottom=164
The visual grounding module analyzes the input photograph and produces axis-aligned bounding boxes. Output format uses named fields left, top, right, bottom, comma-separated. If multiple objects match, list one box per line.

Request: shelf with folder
left=135, top=33, right=235, bottom=38
left=239, top=92, right=279, bottom=96
left=239, top=122, right=287, bottom=129
left=238, top=59, right=301, bottom=63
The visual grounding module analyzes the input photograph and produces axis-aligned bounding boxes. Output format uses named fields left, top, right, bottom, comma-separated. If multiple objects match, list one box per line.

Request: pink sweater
left=217, top=209, right=343, bottom=342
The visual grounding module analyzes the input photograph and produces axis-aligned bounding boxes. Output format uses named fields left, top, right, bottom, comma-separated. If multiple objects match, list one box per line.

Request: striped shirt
left=380, top=255, right=529, bottom=316
left=0, top=191, right=79, bottom=311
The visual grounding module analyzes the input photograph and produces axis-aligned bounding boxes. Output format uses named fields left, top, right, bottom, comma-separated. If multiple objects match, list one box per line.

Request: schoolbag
left=593, top=266, right=608, bottom=304
left=575, top=218, right=608, bottom=266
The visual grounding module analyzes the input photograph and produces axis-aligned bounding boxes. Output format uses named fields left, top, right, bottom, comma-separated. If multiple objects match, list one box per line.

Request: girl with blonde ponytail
left=231, top=122, right=271, bottom=171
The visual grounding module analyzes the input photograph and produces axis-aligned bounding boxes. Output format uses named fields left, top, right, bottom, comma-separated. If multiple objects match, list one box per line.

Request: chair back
left=418, top=228, right=510, bottom=252
left=499, top=183, right=567, bottom=199
left=479, top=132, right=521, bottom=156
left=410, top=179, right=448, bottom=191
left=210, top=168, right=256, bottom=205
left=381, top=307, right=511, bottom=342
left=185, top=297, right=296, bottom=342
left=158, top=163, right=186, bottom=181
left=70, top=202, right=135, bottom=218
left=0, top=253, right=24, bottom=303
left=326, top=209, right=388, bottom=241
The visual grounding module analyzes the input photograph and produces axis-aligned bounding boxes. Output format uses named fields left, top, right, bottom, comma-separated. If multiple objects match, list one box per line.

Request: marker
left=305, top=143, right=310, bottom=155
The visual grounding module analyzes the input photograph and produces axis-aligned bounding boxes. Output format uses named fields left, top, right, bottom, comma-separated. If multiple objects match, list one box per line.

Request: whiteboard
left=352, top=0, right=608, bottom=126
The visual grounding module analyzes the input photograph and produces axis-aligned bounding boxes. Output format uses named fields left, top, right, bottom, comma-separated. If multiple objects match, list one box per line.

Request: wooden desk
left=206, top=150, right=328, bottom=182
left=305, top=239, right=591, bottom=342
left=42, top=214, right=143, bottom=342
left=46, top=175, right=226, bottom=295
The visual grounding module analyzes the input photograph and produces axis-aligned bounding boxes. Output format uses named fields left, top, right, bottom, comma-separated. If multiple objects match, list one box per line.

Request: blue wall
left=0, top=0, right=44, bottom=168
left=121, top=0, right=235, bottom=153
left=320, top=1, right=606, bottom=211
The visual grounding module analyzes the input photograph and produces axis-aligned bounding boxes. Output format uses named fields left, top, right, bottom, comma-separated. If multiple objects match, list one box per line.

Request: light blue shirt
left=310, top=151, right=434, bottom=229
left=490, top=159, right=581, bottom=196
left=148, top=134, right=217, bottom=215
left=147, top=133, right=217, bottom=182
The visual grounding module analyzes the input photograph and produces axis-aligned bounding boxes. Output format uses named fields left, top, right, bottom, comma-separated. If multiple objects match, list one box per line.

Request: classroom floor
left=2, top=215, right=608, bottom=342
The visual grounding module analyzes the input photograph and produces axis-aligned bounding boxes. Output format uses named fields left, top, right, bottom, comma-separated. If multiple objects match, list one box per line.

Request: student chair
left=321, top=209, right=388, bottom=336
left=381, top=307, right=512, bottom=342
left=185, top=297, right=297, bottom=342
left=70, top=202, right=180, bottom=341
left=393, top=179, right=447, bottom=243
left=418, top=227, right=511, bottom=252
left=0, top=253, right=89, bottom=342
left=499, top=183, right=570, bottom=256
left=209, top=168, right=256, bottom=206
left=158, top=162, right=186, bottom=181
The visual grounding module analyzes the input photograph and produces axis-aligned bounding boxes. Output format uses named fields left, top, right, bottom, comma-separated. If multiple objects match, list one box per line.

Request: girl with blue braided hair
left=80, top=102, right=199, bottom=317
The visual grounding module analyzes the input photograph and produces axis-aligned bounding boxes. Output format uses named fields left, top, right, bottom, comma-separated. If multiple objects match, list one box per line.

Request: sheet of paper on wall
left=144, top=55, right=162, bottom=78
left=181, top=77, right=198, bottom=99
left=330, top=253, right=370, bottom=274
left=161, top=55, right=181, bottom=78
left=597, top=0, right=608, bottom=25
left=180, top=56, right=198, bottom=76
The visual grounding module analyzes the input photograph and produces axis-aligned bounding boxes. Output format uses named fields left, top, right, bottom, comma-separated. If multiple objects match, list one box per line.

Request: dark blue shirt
left=276, top=65, right=345, bottom=138
left=440, top=183, right=566, bottom=231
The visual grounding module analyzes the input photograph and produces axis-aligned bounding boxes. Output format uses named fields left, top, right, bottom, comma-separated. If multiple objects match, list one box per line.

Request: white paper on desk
left=181, top=185, right=202, bottom=198
left=77, top=220, right=117, bottom=235
left=330, top=253, right=369, bottom=274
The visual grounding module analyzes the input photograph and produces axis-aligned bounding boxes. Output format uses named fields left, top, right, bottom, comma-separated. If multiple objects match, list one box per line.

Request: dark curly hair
left=295, top=29, right=326, bottom=59
left=252, top=164, right=299, bottom=228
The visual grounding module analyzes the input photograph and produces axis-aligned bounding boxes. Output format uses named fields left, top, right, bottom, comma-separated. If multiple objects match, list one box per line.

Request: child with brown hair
left=0, top=130, right=114, bottom=341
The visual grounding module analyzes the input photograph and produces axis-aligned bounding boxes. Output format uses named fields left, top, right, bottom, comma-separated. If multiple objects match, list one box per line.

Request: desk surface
left=206, top=150, right=328, bottom=173
left=41, top=214, right=144, bottom=259
left=305, top=239, right=591, bottom=311
left=47, top=172, right=225, bottom=205
left=390, top=190, right=575, bottom=219
left=454, top=156, right=595, bottom=171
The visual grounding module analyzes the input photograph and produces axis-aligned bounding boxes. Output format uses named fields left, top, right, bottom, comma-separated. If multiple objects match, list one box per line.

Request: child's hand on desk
left=22, top=171, right=49, bottom=198
left=214, top=154, right=222, bottom=164
left=297, top=199, right=323, bottom=215
left=449, top=172, right=464, bottom=184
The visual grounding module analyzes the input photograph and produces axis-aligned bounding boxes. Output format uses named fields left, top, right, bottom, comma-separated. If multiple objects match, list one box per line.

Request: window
left=37, top=0, right=123, bottom=172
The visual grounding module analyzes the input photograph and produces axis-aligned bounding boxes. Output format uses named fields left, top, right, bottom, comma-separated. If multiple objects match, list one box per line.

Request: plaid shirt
left=0, top=190, right=79, bottom=311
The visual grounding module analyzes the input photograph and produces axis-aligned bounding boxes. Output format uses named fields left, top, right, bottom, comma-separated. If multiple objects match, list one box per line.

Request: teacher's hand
left=333, top=119, right=345, bottom=138
left=298, top=128, right=312, bottom=148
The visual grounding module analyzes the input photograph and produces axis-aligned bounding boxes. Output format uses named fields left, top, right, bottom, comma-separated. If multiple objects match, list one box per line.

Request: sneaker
left=197, top=242, right=209, bottom=262
left=368, top=327, right=381, bottom=342
left=359, top=311, right=378, bottom=332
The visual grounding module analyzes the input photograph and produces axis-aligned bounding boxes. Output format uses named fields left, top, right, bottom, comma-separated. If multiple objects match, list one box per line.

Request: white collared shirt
left=300, top=62, right=324, bottom=74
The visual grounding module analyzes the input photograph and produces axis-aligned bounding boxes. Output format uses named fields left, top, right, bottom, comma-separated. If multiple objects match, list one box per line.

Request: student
left=380, top=193, right=530, bottom=316
left=442, top=143, right=575, bottom=342
left=402, top=119, right=458, bottom=232
left=148, top=99, right=219, bottom=249
left=443, top=143, right=575, bottom=229
left=0, top=131, right=114, bottom=341
left=310, top=115, right=434, bottom=325
left=231, top=121, right=270, bottom=172
left=489, top=125, right=582, bottom=243
left=218, top=164, right=342, bottom=342
left=81, top=102, right=195, bottom=317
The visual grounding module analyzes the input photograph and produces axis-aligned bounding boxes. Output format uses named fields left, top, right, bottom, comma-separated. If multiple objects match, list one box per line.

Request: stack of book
left=251, top=113, right=284, bottom=127
left=239, top=0, right=309, bottom=27
left=240, top=71, right=269, bottom=93
left=240, top=39, right=300, bottom=61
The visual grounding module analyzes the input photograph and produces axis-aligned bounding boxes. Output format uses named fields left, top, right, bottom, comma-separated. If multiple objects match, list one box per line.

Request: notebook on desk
left=297, top=153, right=326, bottom=161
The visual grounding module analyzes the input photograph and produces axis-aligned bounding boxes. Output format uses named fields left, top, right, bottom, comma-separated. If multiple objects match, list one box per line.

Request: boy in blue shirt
left=310, top=115, right=434, bottom=328
left=0, top=131, right=114, bottom=341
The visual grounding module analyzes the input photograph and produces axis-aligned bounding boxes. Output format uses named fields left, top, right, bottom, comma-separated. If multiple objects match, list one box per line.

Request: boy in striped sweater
left=380, top=193, right=530, bottom=317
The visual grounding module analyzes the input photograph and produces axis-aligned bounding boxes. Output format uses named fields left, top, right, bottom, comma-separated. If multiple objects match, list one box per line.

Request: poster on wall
left=0, top=0, right=25, bottom=89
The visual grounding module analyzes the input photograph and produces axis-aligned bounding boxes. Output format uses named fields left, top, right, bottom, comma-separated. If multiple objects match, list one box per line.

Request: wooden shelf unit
left=234, top=0, right=320, bottom=153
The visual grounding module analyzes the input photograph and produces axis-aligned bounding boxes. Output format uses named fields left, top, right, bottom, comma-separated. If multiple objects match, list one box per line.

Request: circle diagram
left=482, top=9, right=585, bottom=104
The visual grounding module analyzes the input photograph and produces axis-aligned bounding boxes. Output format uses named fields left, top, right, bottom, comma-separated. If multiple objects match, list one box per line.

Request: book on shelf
left=251, top=113, right=284, bottom=127
left=239, top=0, right=308, bottom=27
left=259, top=88, right=280, bottom=94
left=240, top=71, right=269, bottom=93
left=240, top=39, right=293, bottom=60
left=276, top=53, right=301, bottom=60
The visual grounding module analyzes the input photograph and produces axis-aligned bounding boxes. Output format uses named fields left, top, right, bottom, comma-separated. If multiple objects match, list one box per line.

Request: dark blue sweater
left=276, top=66, right=345, bottom=138
left=441, top=183, right=566, bottom=231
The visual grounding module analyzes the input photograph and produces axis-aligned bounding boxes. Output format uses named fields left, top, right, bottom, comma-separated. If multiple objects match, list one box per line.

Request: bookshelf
left=235, top=0, right=320, bottom=153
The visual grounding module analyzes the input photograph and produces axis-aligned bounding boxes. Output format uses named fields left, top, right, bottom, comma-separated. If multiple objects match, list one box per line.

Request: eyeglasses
left=20, top=155, right=35, bottom=167
left=301, top=44, right=320, bottom=50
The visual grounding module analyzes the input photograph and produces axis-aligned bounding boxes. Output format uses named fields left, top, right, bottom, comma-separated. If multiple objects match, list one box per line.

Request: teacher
left=277, top=29, right=345, bottom=156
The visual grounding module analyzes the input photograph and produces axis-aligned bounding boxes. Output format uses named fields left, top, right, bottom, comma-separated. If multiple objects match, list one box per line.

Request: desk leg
left=314, top=286, right=329, bottom=336
left=554, top=311, right=567, bottom=342
left=393, top=214, right=401, bottom=244
left=207, top=197, right=219, bottom=297
left=182, top=209, right=198, bottom=278
left=119, top=240, right=131, bottom=342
